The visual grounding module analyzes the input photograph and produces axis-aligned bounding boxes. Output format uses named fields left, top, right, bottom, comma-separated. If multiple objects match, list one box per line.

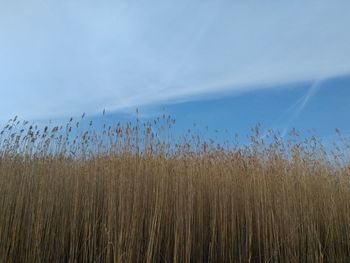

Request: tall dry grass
left=0, top=114, right=350, bottom=262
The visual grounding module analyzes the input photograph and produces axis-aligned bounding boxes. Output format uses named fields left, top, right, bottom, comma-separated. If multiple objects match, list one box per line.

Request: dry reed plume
left=0, top=114, right=350, bottom=262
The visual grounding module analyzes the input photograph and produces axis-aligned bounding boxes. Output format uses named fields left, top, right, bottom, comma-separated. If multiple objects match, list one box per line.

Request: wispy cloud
left=281, top=80, right=323, bottom=137
left=1, top=1, right=350, bottom=121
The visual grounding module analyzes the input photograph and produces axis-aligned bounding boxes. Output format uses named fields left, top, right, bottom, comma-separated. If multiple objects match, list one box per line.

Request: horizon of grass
left=0, top=113, right=350, bottom=262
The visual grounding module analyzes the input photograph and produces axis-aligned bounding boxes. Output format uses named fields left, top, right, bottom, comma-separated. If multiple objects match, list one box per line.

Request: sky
left=84, top=75, right=349, bottom=146
left=0, top=0, right=350, bottom=139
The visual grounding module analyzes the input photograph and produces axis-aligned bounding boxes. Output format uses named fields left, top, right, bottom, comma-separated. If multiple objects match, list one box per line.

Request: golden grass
left=0, top=115, right=350, bottom=262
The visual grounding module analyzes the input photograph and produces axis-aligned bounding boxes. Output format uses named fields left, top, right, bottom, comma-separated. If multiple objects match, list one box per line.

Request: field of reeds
left=0, top=114, right=350, bottom=262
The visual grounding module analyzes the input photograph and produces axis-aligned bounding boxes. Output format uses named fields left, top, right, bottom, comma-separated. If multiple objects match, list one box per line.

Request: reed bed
left=0, top=114, right=350, bottom=262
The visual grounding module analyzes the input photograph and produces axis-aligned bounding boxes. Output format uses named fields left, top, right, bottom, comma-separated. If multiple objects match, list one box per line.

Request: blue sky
left=86, top=74, right=349, bottom=145
left=0, top=0, right=350, bottom=140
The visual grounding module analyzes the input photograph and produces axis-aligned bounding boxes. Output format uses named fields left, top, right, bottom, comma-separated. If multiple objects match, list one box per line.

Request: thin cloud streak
left=0, top=1, right=350, bottom=121
left=281, top=80, right=323, bottom=137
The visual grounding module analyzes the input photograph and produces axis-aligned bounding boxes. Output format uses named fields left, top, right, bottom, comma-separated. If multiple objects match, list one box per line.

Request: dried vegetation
left=0, top=114, right=350, bottom=262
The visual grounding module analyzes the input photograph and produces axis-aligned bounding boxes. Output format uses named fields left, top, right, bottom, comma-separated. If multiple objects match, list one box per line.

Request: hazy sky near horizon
left=1, top=0, right=350, bottom=122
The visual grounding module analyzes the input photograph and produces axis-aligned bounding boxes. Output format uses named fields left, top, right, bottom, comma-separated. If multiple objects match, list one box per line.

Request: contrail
left=281, top=80, right=323, bottom=137
left=258, top=80, right=323, bottom=141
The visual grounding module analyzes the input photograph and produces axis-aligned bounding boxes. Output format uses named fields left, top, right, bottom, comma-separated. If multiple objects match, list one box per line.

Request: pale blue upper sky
left=0, top=0, right=350, bottom=137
